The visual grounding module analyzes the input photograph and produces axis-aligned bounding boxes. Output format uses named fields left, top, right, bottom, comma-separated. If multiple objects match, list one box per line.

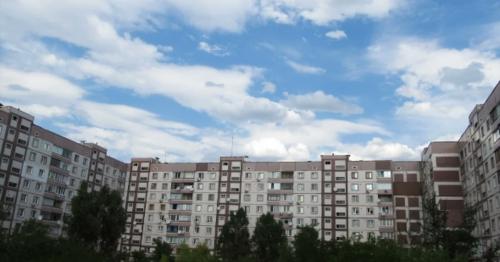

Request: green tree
left=217, top=208, right=251, bottom=262
left=251, top=213, right=288, bottom=262
left=176, top=243, right=218, bottom=262
left=151, top=238, right=174, bottom=262
left=293, top=226, right=320, bottom=262
left=422, top=194, right=447, bottom=249
left=1, top=219, right=56, bottom=261
left=66, top=181, right=126, bottom=254
left=131, top=250, right=149, bottom=262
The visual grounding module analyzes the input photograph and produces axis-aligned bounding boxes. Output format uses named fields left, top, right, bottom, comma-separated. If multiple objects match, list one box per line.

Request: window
left=352, top=219, right=360, bottom=227
left=40, top=156, right=48, bottom=165
left=209, top=183, right=216, bottom=190
left=257, top=183, right=264, bottom=191
left=297, top=195, right=304, bottom=203
left=352, top=207, right=360, bottom=215
left=196, top=205, right=202, bottom=212
left=17, top=208, right=24, bottom=217
left=196, top=194, right=202, bottom=201
left=208, top=194, right=215, bottom=201
left=366, top=195, right=374, bottom=203
left=297, top=183, right=304, bottom=191
left=244, top=194, right=251, bottom=202
left=351, top=184, right=359, bottom=191
left=297, top=172, right=305, bottom=179
left=257, top=194, right=264, bottom=202
left=367, top=220, right=375, bottom=228
left=197, top=183, right=203, bottom=190
left=351, top=172, right=358, bottom=179
left=311, top=195, right=318, bottom=202
left=311, top=184, right=318, bottom=191
left=365, top=172, right=373, bottom=179
left=297, top=206, right=304, bottom=214
left=29, top=152, right=36, bottom=161
left=20, top=194, right=27, bottom=202
left=366, top=183, right=374, bottom=191
left=32, top=138, right=39, bottom=148
left=351, top=195, right=359, bottom=203
left=311, top=172, right=319, bottom=179
left=367, top=207, right=374, bottom=215
left=26, top=166, right=33, bottom=175
left=152, top=173, right=158, bottom=179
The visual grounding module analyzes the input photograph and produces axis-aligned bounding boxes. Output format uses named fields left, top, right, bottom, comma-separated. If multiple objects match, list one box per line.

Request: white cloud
left=286, top=60, right=326, bottom=74
left=325, top=30, right=347, bottom=40
left=259, top=0, right=403, bottom=26
left=198, top=41, right=229, bottom=56
left=261, top=81, right=277, bottom=93
left=338, top=137, right=420, bottom=160
left=0, top=66, right=84, bottom=118
left=369, top=38, right=500, bottom=118
left=281, top=90, right=363, bottom=114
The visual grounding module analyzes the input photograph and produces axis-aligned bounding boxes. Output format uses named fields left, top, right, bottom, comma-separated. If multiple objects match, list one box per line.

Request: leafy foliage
left=66, top=181, right=127, bottom=253
left=176, top=243, right=218, bottom=262
left=217, top=208, right=251, bottom=262
left=151, top=238, right=174, bottom=262
left=293, top=225, right=321, bottom=262
left=251, top=212, right=288, bottom=262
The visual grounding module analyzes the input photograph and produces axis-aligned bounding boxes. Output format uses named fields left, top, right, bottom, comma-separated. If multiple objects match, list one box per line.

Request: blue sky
left=1, top=0, right=499, bottom=162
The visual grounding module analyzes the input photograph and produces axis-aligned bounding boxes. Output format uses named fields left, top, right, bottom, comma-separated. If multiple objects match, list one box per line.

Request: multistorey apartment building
left=457, top=81, right=500, bottom=254
left=121, top=155, right=426, bottom=253
left=0, top=105, right=127, bottom=236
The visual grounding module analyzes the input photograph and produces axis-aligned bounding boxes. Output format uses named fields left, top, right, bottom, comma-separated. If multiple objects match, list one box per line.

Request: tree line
left=0, top=182, right=492, bottom=261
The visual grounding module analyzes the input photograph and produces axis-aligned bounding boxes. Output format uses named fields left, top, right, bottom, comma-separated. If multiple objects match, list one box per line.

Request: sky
left=0, top=0, right=500, bottom=162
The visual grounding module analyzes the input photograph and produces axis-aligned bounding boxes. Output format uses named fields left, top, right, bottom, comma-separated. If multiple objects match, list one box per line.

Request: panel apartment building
left=121, top=156, right=425, bottom=252
left=0, top=105, right=128, bottom=236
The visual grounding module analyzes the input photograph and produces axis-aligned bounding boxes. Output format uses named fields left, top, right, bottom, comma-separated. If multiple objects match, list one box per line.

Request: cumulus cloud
left=367, top=37, right=500, bottom=143
left=259, top=0, right=403, bottom=26
left=261, top=81, right=277, bottom=93
left=281, top=90, right=363, bottom=114
left=198, top=41, right=229, bottom=56
left=325, top=30, right=347, bottom=40
left=286, top=60, right=326, bottom=74
left=338, top=138, right=420, bottom=160
left=0, top=66, right=84, bottom=117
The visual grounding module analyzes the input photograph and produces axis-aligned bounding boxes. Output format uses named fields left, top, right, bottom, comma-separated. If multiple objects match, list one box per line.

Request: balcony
left=166, top=231, right=190, bottom=237
left=41, top=205, right=63, bottom=214
left=168, top=221, right=191, bottom=227
left=43, top=192, right=65, bottom=201
left=268, top=189, right=294, bottom=194
left=170, top=187, right=194, bottom=194
left=272, top=212, right=293, bottom=219
left=169, top=198, right=193, bottom=205
left=168, top=209, right=192, bottom=215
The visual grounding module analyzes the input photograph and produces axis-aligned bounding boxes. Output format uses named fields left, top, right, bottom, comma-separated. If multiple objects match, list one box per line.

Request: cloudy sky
left=1, top=0, right=499, bottom=162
